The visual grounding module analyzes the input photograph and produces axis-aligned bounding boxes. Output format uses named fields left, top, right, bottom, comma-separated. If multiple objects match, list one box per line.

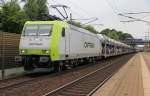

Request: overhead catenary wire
left=64, top=0, right=104, bottom=30
left=52, top=0, right=102, bottom=30
left=67, top=0, right=96, bottom=20
left=47, top=0, right=93, bottom=22
left=105, top=0, right=130, bottom=33
left=110, top=0, right=132, bottom=32
left=121, top=11, right=150, bottom=21
left=49, top=0, right=90, bottom=20
left=67, top=1, right=101, bottom=26
left=118, top=14, right=150, bottom=24
left=123, top=12, right=150, bottom=15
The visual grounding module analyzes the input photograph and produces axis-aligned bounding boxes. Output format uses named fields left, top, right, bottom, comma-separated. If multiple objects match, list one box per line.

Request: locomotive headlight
left=46, top=50, right=49, bottom=54
left=42, top=50, right=49, bottom=54
left=21, top=49, right=25, bottom=53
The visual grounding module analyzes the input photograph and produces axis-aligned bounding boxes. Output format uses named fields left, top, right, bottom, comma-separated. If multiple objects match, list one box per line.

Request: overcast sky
left=47, top=0, right=150, bottom=39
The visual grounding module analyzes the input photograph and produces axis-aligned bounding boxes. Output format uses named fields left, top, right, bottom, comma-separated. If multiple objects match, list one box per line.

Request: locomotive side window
left=62, top=28, right=65, bottom=37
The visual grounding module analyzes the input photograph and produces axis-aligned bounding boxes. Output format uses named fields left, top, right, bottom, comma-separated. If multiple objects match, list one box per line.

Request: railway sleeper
left=57, top=91, right=87, bottom=96
left=63, top=89, right=89, bottom=94
left=70, top=84, right=96, bottom=90
left=65, top=87, right=94, bottom=92
left=67, top=87, right=92, bottom=91
left=78, top=82, right=100, bottom=86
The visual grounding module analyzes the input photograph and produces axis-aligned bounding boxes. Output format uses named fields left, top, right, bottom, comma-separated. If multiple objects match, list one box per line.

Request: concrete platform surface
left=92, top=52, right=150, bottom=96
left=0, top=67, right=25, bottom=80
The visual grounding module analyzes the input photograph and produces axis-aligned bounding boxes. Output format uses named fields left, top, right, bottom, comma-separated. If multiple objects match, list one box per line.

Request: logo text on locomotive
left=84, top=42, right=95, bottom=48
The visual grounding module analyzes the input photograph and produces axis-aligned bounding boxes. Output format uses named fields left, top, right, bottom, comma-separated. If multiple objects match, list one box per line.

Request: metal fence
left=0, top=32, right=23, bottom=79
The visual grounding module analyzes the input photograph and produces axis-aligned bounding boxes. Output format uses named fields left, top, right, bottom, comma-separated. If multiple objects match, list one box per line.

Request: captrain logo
left=84, top=42, right=95, bottom=48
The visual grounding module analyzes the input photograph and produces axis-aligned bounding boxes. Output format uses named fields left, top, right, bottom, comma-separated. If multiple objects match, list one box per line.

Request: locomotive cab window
left=24, top=25, right=38, bottom=36
left=23, top=24, right=53, bottom=36
left=62, top=28, right=65, bottom=37
left=38, top=25, right=52, bottom=36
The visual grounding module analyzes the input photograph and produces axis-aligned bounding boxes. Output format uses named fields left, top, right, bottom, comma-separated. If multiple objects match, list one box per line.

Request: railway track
left=0, top=58, right=110, bottom=91
left=0, top=74, right=49, bottom=91
left=0, top=54, right=134, bottom=96
left=43, top=54, right=132, bottom=96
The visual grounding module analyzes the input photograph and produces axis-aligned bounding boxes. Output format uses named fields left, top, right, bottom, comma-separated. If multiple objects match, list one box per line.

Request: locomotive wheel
left=54, top=62, right=63, bottom=72
left=93, top=57, right=97, bottom=64
left=58, top=65, right=63, bottom=72
left=72, top=60, right=77, bottom=67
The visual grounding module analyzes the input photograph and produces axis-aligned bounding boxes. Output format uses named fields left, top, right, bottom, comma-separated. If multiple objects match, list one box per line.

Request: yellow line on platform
left=140, top=53, right=150, bottom=96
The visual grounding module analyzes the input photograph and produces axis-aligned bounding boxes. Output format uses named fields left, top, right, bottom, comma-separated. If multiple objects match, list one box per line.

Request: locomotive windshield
left=23, top=24, right=53, bottom=36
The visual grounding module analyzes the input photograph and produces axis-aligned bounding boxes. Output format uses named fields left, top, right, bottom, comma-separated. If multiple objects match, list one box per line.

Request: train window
left=62, top=28, right=65, bottom=37
left=23, top=24, right=53, bottom=36
left=24, top=25, right=38, bottom=36
left=38, top=25, right=52, bottom=36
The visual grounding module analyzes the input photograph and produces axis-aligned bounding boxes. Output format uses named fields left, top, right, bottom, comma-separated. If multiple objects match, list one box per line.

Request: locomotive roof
left=25, top=20, right=69, bottom=28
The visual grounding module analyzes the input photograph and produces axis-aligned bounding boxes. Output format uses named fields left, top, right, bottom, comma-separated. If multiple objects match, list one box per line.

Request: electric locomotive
left=18, top=20, right=102, bottom=71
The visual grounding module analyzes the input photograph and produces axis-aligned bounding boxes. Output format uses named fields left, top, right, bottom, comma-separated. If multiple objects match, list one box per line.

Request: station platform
left=92, top=52, right=150, bottom=96
left=0, top=67, right=24, bottom=80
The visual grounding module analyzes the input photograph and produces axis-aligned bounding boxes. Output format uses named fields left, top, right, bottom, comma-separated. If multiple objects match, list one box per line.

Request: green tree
left=23, top=0, right=38, bottom=20
left=23, top=0, right=48, bottom=20
left=100, top=28, right=133, bottom=41
left=1, top=0, right=28, bottom=33
left=83, top=25, right=98, bottom=34
left=36, top=0, right=49, bottom=20
left=122, top=33, right=133, bottom=40
left=101, top=28, right=110, bottom=35
left=68, top=21, right=82, bottom=27
left=0, top=9, right=2, bottom=29
left=0, top=9, right=2, bottom=22
left=68, top=20, right=98, bottom=34
left=117, top=31, right=123, bottom=40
